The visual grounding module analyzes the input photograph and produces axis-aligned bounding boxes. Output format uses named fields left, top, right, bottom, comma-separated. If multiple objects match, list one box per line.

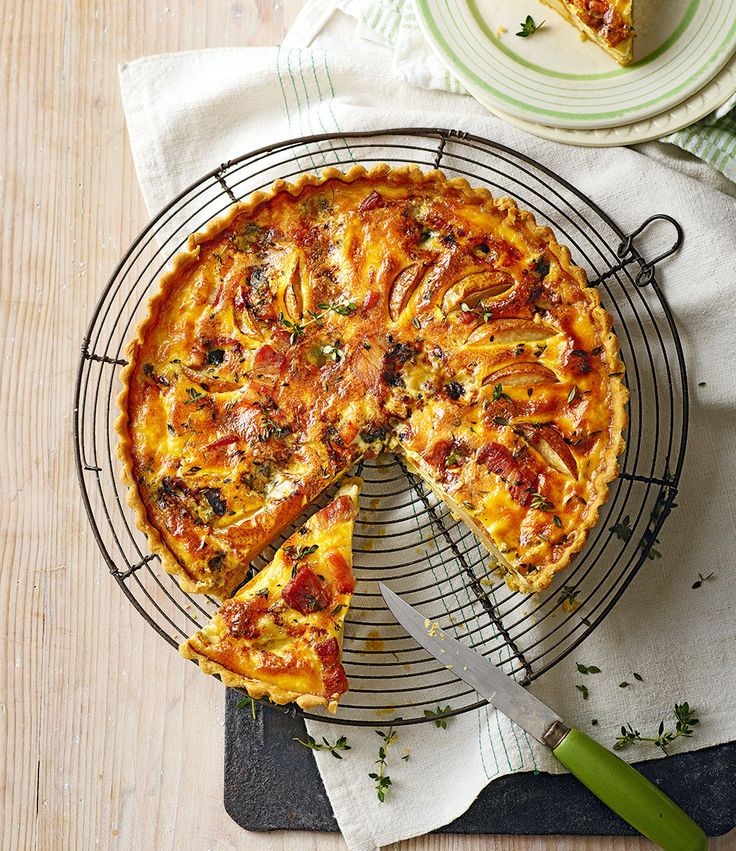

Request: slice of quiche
left=539, top=0, right=635, bottom=65
left=180, top=480, right=361, bottom=712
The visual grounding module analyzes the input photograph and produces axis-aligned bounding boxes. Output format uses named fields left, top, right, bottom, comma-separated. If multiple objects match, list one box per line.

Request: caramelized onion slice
left=482, top=362, right=559, bottom=387
left=441, top=270, right=515, bottom=314
left=467, top=318, right=556, bottom=347
left=518, top=424, right=578, bottom=479
left=388, top=264, right=425, bottom=322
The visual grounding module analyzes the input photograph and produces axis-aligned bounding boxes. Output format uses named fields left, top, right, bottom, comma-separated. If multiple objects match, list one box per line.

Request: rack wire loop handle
left=617, top=214, right=684, bottom=288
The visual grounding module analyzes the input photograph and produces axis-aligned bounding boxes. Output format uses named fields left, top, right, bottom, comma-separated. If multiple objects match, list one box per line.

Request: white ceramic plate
left=463, top=52, right=736, bottom=145
left=414, top=0, right=736, bottom=129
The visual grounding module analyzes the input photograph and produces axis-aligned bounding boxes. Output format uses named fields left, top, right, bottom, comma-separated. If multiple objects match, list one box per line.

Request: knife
left=380, top=584, right=707, bottom=851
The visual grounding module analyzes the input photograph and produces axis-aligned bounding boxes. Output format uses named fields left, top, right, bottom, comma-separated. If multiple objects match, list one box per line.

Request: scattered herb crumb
left=560, top=585, right=580, bottom=611
left=632, top=672, right=644, bottom=682
left=424, top=705, right=453, bottom=729
left=591, top=719, right=598, bottom=726
left=530, top=492, right=554, bottom=512
left=698, top=381, right=706, bottom=387
left=692, top=572, right=714, bottom=589
left=492, top=383, right=512, bottom=403
left=236, top=696, right=258, bottom=720
left=610, top=515, right=633, bottom=542
left=575, top=684, right=589, bottom=700
left=576, top=663, right=601, bottom=675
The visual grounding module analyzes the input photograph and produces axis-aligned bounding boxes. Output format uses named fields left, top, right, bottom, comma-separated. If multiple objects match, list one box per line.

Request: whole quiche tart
left=117, top=165, right=627, bottom=599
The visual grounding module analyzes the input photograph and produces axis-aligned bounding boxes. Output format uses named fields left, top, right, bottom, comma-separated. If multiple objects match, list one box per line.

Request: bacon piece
left=315, top=637, right=349, bottom=697
left=327, top=551, right=355, bottom=594
left=566, top=347, right=592, bottom=376
left=252, top=344, right=285, bottom=385
left=361, top=289, right=380, bottom=313
left=477, top=442, right=538, bottom=506
left=205, top=433, right=240, bottom=451
left=358, top=190, right=383, bottom=212
left=339, top=420, right=359, bottom=447
left=424, top=438, right=453, bottom=470
left=282, top=567, right=330, bottom=615
left=321, top=494, right=357, bottom=526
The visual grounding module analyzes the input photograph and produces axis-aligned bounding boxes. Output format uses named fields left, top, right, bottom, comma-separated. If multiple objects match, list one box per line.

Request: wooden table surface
left=1, top=1, right=733, bottom=848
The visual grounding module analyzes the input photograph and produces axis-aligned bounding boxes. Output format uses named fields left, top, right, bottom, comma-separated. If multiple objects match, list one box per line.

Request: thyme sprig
left=284, top=543, right=319, bottom=576
left=293, top=734, right=351, bottom=759
left=369, top=727, right=397, bottom=802
left=614, top=703, right=699, bottom=755
left=278, top=300, right=357, bottom=344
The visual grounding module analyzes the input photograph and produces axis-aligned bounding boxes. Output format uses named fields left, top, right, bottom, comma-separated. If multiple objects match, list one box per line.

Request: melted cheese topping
left=180, top=482, right=360, bottom=711
left=120, top=166, right=627, bottom=596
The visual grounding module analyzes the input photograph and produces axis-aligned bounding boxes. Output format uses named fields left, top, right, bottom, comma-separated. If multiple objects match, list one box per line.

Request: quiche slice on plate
left=539, top=0, right=635, bottom=65
left=180, top=480, right=360, bottom=712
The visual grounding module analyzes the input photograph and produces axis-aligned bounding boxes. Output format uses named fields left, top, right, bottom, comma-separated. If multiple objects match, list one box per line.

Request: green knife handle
left=553, top=728, right=707, bottom=851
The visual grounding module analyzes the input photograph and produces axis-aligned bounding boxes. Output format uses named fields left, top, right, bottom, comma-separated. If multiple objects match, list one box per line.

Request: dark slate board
left=224, top=690, right=736, bottom=837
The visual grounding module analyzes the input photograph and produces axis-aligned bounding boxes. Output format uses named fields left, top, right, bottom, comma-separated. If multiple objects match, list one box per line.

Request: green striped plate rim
left=414, top=0, right=736, bottom=129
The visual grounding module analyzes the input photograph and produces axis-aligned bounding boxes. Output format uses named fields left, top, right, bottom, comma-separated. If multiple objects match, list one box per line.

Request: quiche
left=180, top=481, right=360, bottom=711
left=540, top=0, right=635, bottom=65
left=118, top=165, right=627, bottom=598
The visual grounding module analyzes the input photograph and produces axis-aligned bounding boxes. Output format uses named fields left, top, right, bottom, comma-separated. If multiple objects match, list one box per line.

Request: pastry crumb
left=495, top=25, right=507, bottom=37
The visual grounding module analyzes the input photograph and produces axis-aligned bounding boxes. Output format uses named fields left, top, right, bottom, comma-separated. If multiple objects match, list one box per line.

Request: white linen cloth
left=119, top=13, right=736, bottom=850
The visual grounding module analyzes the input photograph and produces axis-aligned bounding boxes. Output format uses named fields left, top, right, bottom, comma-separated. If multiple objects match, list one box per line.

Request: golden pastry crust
left=539, top=0, right=635, bottom=65
left=118, top=164, right=627, bottom=597
left=180, top=481, right=361, bottom=712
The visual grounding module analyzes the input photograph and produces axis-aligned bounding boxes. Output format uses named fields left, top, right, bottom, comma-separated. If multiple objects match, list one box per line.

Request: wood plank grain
left=0, top=0, right=733, bottom=849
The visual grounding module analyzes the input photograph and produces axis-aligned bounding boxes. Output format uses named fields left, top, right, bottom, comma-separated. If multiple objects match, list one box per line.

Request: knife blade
left=379, top=582, right=707, bottom=851
left=379, top=583, right=563, bottom=745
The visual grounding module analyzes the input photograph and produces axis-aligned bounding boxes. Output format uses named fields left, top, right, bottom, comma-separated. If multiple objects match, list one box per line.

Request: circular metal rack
left=74, top=128, right=688, bottom=727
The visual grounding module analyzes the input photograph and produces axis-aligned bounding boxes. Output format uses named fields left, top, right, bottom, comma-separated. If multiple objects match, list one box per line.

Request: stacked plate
left=414, top=0, right=736, bottom=145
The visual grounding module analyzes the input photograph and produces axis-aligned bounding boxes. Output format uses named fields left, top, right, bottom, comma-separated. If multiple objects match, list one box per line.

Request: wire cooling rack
left=74, top=128, right=688, bottom=727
